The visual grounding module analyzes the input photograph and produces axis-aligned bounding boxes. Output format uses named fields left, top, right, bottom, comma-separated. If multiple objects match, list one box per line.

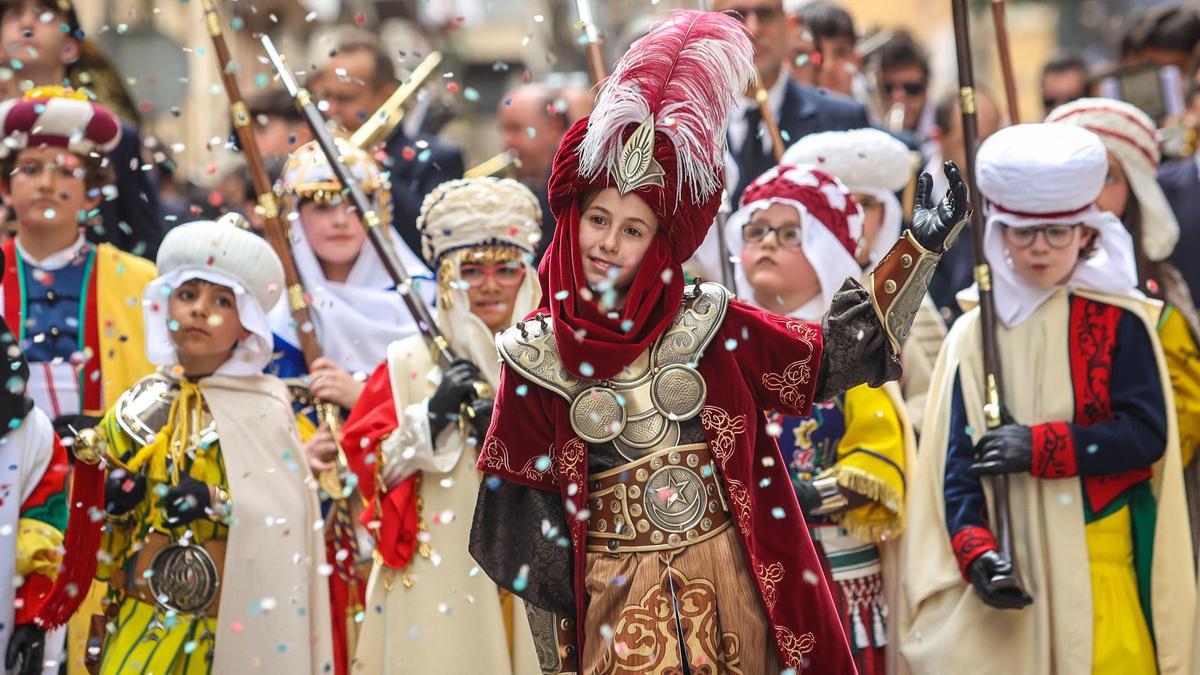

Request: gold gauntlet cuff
left=868, top=230, right=942, bottom=354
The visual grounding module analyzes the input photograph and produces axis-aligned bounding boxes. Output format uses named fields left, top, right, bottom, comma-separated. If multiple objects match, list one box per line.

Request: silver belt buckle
left=147, top=543, right=220, bottom=614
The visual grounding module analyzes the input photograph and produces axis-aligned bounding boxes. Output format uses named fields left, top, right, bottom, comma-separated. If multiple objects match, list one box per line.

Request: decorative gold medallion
left=615, top=116, right=666, bottom=194
left=147, top=544, right=220, bottom=614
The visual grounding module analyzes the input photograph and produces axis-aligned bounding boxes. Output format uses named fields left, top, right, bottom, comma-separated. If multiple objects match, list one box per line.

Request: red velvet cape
left=478, top=300, right=858, bottom=673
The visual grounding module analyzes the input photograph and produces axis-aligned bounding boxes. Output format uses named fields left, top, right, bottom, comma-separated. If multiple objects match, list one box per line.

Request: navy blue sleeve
left=944, top=368, right=989, bottom=534
left=1071, top=310, right=1168, bottom=475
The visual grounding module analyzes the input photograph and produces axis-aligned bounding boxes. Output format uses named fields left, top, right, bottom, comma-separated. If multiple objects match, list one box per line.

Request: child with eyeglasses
left=340, top=177, right=543, bottom=673
left=901, top=123, right=1194, bottom=674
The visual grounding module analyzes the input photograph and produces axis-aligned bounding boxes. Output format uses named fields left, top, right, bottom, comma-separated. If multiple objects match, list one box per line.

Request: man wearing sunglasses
left=874, top=33, right=932, bottom=142
left=713, top=0, right=870, bottom=206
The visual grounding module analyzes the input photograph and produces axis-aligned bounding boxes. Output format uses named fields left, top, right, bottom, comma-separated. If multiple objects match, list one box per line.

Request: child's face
left=167, top=279, right=250, bottom=364
left=0, top=1, right=77, bottom=73
left=299, top=200, right=367, bottom=272
left=739, top=202, right=821, bottom=310
left=1002, top=223, right=1095, bottom=290
left=3, top=146, right=98, bottom=235
left=577, top=188, right=659, bottom=295
left=1096, top=151, right=1130, bottom=221
left=460, top=257, right=525, bottom=334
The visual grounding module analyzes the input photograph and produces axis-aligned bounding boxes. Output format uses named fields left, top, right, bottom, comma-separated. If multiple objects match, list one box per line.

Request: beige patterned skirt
left=581, top=527, right=779, bottom=674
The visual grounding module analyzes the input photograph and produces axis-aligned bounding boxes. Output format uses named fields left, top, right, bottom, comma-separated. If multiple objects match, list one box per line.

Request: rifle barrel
left=202, top=0, right=323, bottom=367
left=950, top=0, right=1018, bottom=573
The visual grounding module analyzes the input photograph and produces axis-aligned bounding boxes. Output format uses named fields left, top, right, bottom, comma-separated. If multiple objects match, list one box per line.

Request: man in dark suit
left=713, top=0, right=870, bottom=205
left=1160, top=84, right=1200, bottom=307
left=311, top=37, right=464, bottom=257
left=1, top=0, right=166, bottom=257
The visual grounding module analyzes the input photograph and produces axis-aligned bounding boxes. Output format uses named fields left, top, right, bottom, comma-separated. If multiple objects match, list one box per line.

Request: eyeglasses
left=742, top=222, right=803, bottom=247
left=459, top=262, right=526, bottom=287
left=12, top=161, right=83, bottom=181
left=882, top=81, right=925, bottom=96
left=722, top=6, right=782, bottom=24
left=1000, top=224, right=1080, bottom=249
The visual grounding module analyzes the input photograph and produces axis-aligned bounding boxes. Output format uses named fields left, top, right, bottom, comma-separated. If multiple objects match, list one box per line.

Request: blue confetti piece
left=771, top=507, right=786, bottom=519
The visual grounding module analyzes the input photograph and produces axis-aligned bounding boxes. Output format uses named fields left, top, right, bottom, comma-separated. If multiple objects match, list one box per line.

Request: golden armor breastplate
left=497, top=282, right=730, bottom=463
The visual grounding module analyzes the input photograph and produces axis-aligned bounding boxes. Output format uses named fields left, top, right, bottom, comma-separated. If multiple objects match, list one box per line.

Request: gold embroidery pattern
left=773, top=626, right=816, bottom=669
left=600, top=564, right=744, bottom=675
left=725, top=478, right=752, bottom=538
left=559, top=437, right=586, bottom=485
left=699, top=405, right=747, bottom=468
left=760, top=317, right=819, bottom=411
left=755, top=560, right=785, bottom=614
left=479, top=436, right=554, bottom=484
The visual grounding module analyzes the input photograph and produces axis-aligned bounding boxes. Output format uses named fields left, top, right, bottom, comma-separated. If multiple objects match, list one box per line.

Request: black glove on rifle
left=968, top=549, right=1033, bottom=610
left=429, top=359, right=484, bottom=439
left=968, top=424, right=1033, bottom=477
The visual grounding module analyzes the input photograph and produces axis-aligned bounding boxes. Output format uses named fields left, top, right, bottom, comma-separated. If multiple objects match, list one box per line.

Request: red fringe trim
left=35, top=460, right=105, bottom=628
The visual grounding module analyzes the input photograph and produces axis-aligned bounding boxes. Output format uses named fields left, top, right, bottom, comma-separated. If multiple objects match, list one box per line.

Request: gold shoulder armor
left=496, top=312, right=586, bottom=403
left=657, top=282, right=731, bottom=367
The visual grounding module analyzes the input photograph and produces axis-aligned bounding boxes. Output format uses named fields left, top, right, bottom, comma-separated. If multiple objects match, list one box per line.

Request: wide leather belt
left=586, top=443, right=731, bottom=554
left=110, top=532, right=227, bottom=616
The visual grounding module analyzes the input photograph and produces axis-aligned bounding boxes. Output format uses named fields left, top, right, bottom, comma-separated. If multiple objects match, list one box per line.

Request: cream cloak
left=352, top=260, right=540, bottom=674
left=201, top=373, right=335, bottom=674
left=899, top=288, right=1195, bottom=675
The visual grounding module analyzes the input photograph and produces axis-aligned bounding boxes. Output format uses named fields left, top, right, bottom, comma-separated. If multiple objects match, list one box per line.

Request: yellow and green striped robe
left=94, top=396, right=229, bottom=675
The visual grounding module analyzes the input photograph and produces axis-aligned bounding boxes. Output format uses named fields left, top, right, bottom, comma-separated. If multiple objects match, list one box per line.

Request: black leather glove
left=52, top=413, right=102, bottom=441
left=104, top=469, right=147, bottom=516
left=5, top=623, right=45, bottom=675
left=910, top=161, right=968, bottom=253
left=792, top=478, right=822, bottom=516
left=429, top=360, right=483, bottom=439
left=968, top=549, right=1033, bottom=610
left=465, top=396, right=494, bottom=445
left=968, top=424, right=1033, bottom=477
left=163, top=476, right=213, bottom=526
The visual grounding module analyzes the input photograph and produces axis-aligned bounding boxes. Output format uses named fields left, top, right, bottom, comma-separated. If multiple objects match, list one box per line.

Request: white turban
left=971, top=123, right=1138, bottom=327
left=417, top=177, right=543, bottom=266
left=145, top=216, right=284, bottom=375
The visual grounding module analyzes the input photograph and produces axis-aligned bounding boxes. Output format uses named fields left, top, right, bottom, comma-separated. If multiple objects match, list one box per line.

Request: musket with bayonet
left=203, top=2, right=365, bottom=657
left=261, top=35, right=470, bottom=377
left=950, top=0, right=1028, bottom=604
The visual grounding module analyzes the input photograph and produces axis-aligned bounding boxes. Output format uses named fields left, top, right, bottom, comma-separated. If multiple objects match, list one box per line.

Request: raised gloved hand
left=163, top=475, right=213, bottom=526
left=968, top=549, right=1033, bottom=610
left=429, top=360, right=484, bottom=438
left=910, top=161, right=968, bottom=253
left=464, top=396, right=494, bottom=445
left=792, top=478, right=822, bottom=516
left=104, top=469, right=147, bottom=516
left=5, top=623, right=45, bottom=675
left=968, top=424, right=1033, bottom=477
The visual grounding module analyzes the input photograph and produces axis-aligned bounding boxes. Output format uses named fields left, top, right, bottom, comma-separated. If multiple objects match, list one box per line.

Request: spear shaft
left=991, top=0, right=1021, bottom=123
